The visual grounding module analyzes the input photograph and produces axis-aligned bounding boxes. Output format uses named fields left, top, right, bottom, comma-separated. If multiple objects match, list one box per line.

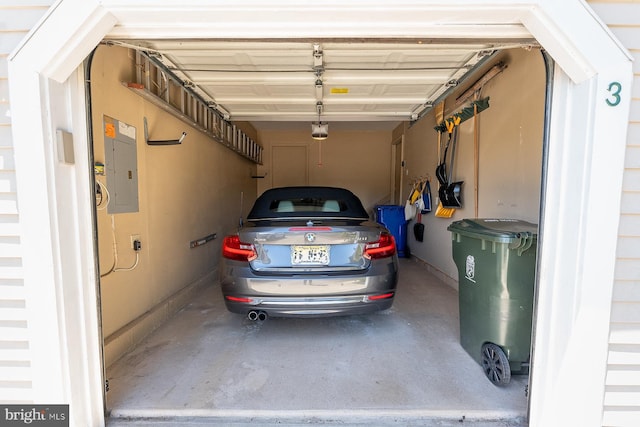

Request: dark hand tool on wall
left=414, top=210, right=425, bottom=242
left=437, top=117, right=463, bottom=209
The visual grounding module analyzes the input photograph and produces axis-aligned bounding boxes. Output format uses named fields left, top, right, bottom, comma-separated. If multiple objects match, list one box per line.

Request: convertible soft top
left=247, top=186, right=370, bottom=221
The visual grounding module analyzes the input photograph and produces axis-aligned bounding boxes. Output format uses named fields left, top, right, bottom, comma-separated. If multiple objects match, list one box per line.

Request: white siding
left=589, top=1, right=640, bottom=426
left=0, top=0, right=54, bottom=403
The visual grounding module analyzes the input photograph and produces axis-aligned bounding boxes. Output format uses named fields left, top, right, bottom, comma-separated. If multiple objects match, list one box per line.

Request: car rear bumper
left=220, top=260, right=397, bottom=317
left=223, top=294, right=395, bottom=317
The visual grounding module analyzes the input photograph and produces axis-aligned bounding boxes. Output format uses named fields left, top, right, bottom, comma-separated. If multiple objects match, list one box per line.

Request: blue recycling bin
left=376, top=205, right=407, bottom=257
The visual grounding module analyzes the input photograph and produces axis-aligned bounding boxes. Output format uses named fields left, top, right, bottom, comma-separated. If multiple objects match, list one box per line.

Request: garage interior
left=91, top=37, right=545, bottom=425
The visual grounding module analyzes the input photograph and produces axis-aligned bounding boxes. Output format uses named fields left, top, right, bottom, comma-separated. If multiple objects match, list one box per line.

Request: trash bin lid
left=447, top=218, right=538, bottom=243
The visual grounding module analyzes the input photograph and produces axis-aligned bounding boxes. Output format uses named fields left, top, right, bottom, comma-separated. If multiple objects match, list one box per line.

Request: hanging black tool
left=414, top=210, right=425, bottom=242
left=435, top=130, right=449, bottom=188
left=437, top=118, right=463, bottom=208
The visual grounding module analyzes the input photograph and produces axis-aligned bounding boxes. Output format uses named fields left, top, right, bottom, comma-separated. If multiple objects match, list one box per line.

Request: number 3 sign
left=606, top=81, right=622, bottom=107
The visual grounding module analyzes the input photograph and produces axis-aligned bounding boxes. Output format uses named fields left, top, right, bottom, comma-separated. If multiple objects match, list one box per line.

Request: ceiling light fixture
left=311, top=101, right=328, bottom=140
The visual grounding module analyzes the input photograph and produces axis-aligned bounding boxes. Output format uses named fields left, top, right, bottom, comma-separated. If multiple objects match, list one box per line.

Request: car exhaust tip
left=248, top=310, right=267, bottom=322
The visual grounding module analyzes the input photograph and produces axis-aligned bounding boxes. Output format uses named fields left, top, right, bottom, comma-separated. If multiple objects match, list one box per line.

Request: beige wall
left=256, top=128, right=394, bottom=216
left=400, top=48, right=545, bottom=282
left=91, top=46, right=257, bottom=365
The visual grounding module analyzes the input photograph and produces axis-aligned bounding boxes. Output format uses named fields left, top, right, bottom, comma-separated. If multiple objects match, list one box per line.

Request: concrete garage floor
left=106, top=258, right=528, bottom=426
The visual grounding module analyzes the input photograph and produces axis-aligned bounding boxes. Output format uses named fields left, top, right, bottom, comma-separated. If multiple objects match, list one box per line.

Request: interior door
left=272, top=145, right=308, bottom=187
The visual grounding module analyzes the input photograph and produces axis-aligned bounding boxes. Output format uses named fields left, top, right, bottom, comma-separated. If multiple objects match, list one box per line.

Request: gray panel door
left=272, top=145, right=307, bottom=187
left=104, top=116, right=139, bottom=214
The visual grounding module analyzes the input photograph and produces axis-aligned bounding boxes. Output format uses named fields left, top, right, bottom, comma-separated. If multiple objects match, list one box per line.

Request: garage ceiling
left=111, top=39, right=536, bottom=128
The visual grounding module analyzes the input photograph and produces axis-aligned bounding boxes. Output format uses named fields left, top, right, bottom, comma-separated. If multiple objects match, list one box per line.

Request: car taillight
left=364, top=232, right=396, bottom=259
left=367, top=292, right=395, bottom=301
left=225, top=296, right=254, bottom=303
left=222, top=235, right=257, bottom=262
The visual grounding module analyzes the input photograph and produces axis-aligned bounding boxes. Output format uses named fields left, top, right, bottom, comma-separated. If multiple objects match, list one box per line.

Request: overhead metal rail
left=123, top=50, right=263, bottom=164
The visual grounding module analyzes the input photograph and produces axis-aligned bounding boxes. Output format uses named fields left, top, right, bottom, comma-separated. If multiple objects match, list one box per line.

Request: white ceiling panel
left=116, top=39, right=534, bottom=124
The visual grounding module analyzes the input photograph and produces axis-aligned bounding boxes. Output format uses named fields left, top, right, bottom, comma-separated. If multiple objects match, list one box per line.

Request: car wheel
left=481, top=343, right=511, bottom=386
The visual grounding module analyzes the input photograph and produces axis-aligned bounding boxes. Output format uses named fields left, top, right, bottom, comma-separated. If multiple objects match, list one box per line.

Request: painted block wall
left=90, top=45, right=258, bottom=366
left=398, top=48, right=545, bottom=283
left=256, top=128, right=393, bottom=215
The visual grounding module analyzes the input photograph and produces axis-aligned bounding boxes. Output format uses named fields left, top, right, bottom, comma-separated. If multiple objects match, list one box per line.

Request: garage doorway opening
left=89, top=40, right=548, bottom=425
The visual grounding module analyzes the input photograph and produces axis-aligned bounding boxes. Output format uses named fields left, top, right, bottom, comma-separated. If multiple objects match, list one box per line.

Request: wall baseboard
left=409, top=256, right=458, bottom=291
left=103, top=270, right=217, bottom=367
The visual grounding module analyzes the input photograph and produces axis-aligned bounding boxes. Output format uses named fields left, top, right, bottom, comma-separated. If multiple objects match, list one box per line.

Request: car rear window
left=269, top=198, right=346, bottom=213
left=248, top=187, right=369, bottom=220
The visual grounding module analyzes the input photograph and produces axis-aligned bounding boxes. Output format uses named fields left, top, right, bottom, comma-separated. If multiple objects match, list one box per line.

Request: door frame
left=391, top=135, right=404, bottom=205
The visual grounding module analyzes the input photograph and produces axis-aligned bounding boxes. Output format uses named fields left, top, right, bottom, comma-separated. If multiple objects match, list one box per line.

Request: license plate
left=291, top=245, right=330, bottom=265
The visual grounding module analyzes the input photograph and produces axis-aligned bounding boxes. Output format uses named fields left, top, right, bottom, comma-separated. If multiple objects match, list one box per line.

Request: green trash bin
left=447, top=218, right=537, bottom=386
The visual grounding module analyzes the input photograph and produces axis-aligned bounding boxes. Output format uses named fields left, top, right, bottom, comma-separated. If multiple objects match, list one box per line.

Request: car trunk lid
left=239, top=223, right=383, bottom=273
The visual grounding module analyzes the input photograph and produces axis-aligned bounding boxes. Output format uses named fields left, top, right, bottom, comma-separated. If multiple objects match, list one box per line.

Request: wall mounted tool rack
left=124, top=51, right=262, bottom=164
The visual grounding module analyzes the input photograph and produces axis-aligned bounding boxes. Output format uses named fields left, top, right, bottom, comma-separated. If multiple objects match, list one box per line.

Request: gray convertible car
left=220, top=186, right=399, bottom=320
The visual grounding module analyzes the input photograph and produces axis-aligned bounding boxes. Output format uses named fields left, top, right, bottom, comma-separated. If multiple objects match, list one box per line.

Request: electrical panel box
left=103, top=116, right=139, bottom=214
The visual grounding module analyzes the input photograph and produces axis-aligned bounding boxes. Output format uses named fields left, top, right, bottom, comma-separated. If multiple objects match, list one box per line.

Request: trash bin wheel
left=481, top=343, right=511, bottom=386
